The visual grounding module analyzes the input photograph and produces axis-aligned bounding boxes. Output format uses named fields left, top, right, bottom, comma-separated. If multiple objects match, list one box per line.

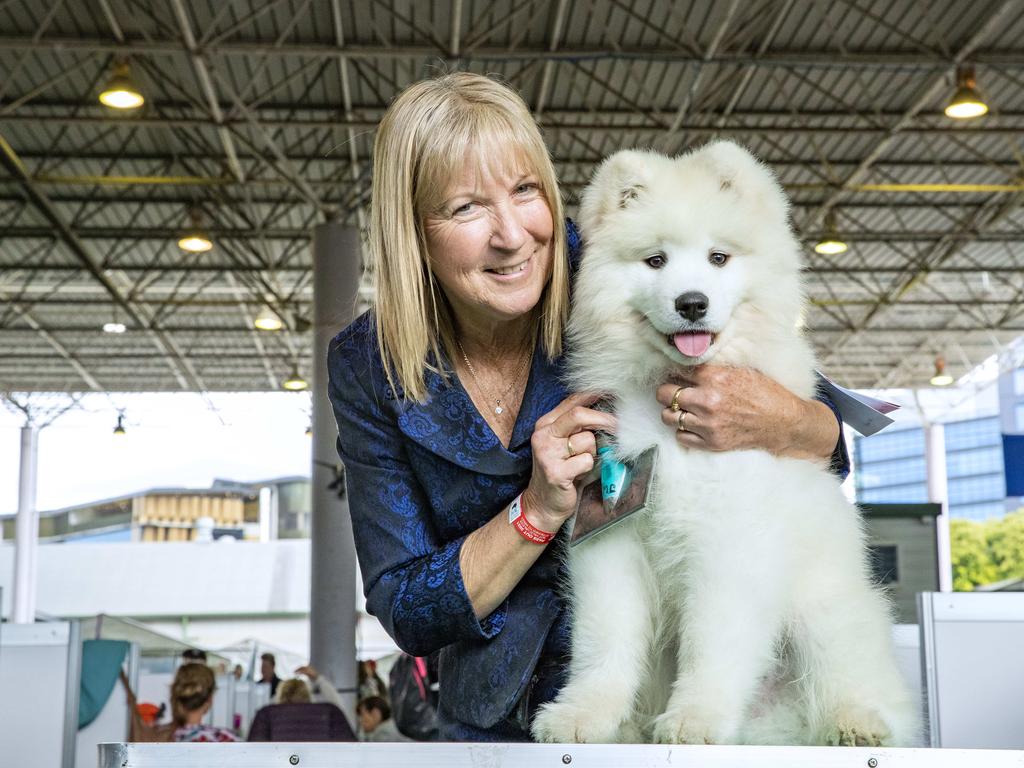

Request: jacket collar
left=395, top=347, right=567, bottom=476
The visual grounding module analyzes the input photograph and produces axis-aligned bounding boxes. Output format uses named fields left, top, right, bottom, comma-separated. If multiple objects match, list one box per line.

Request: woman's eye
left=645, top=252, right=667, bottom=269
left=451, top=202, right=475, bottom=216
left=515, top=182, right=539, bottom=195
left=709, top=250, right=730, bottom=267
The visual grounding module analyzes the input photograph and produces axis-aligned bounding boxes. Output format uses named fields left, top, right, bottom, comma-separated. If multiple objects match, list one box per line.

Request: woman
left=326, top=72, right=848, bottom=741
left=275, top=678, right=312, bottom=704
left=170, top=662, right=240, bottom=742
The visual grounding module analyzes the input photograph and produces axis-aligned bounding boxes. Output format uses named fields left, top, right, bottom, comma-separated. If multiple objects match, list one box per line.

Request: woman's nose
left=489, top=205, right=528, bottom=252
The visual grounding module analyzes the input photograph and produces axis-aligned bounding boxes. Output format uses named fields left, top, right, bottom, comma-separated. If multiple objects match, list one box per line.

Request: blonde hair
left=276, top=678, right=312, bottom=704
left=170, top=663, right=215, bottom=725
left=370, top=72, right=569, bottom=402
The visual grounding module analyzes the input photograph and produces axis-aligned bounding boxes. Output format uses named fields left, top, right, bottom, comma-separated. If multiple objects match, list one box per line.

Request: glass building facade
left=855, top=416, right=1007, bottom=521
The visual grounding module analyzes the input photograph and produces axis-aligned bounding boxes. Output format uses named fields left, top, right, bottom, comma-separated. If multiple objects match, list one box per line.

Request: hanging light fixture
left=178, top=208, right=213, bottom=253
left=814, top=211, right=848, bottom=255
left=113, top=413, right=127, bottom=436
left=944, top=65, right=988, bottom=119
left=930, top=356, right=954, bottom=387
left=254, top=305, right=283, bottom=331
left=305, top=423, right=313, bottom=438
left=282, top=366, right=308, bottom=391
left=99, top=60, right=145, bottom=110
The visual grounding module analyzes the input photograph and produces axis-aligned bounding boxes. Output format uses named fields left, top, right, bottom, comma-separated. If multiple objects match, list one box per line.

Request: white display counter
left=98, top=742, right=1024, bottom=768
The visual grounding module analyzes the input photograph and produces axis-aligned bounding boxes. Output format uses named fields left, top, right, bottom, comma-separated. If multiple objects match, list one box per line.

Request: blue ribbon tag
left=598, top=445, right=631, bottom=514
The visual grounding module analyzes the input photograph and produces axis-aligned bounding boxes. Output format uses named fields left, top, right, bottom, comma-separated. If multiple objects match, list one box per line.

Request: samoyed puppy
left=531, top=141, right=918, bottom=747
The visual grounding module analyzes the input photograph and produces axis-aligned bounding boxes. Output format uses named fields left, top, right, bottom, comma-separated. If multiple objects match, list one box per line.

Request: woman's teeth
left=490, top=259, right=528, bottom=275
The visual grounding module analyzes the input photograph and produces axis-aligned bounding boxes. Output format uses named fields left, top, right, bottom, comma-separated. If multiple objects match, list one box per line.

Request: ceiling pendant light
left=305, top=423, right=313, bottom=438
left=282, top=366, right=308, bottom=391
left=945, top=65, right=988, bottom=119
left=178, top=208, right=213, bottom=253
left=254, top=305, right=283, bottom=331
left=113, top=413, right=127, bottom=436
left=99, top=60, right=145, bottom=110
left=814, top=212, right=848, bottom=255
left=930, top=356, right=954, bottom=387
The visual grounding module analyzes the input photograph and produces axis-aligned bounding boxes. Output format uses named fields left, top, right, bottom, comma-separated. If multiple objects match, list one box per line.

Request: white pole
left=925, top=423, right=953, bottom=592
left=12, top=424, right=39, bottom=623
left=258, top=486, right=272, bottom=542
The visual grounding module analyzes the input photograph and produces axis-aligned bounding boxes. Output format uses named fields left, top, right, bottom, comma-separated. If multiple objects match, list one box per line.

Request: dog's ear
left=690, top=140, right=790, bottom=220
left=579, top=150, right=657, bottom=233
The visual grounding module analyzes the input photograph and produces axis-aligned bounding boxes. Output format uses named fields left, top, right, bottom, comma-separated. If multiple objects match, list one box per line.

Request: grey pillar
left=310, top=222, right=361, bottom=719
left=12, top=424, right=39, bottom=623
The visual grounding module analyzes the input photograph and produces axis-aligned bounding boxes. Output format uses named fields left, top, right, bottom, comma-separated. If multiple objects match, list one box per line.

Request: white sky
left=0, top=392, right=314, bottom=516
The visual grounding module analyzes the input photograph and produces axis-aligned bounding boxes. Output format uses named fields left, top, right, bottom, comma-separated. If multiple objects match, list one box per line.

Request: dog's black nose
left=675, top=291, right=709, bottom=322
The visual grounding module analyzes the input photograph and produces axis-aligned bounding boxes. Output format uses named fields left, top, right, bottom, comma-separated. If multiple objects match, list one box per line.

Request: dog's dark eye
left=709, top=250, right=730, bottom=267
left=645, top=252, right=667, bottom=269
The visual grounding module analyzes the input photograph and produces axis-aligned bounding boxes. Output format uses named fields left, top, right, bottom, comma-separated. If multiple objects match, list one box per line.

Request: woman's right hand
left=522, top=392, right=617, bottom=532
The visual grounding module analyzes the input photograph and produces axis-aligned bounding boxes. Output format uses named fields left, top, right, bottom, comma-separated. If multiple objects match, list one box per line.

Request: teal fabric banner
left=79, top=639, right=130, bottom=729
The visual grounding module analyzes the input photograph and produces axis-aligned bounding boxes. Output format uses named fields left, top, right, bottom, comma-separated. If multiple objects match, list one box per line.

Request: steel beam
left=0, top=132, right=206, bottom=390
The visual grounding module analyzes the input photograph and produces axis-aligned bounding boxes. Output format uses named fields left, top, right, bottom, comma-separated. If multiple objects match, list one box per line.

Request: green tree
left=988, top=509, right=1024, bottom=582
left=950, top=517, right=999, bottom=591
left=950, top=508, right=1024, bottom=590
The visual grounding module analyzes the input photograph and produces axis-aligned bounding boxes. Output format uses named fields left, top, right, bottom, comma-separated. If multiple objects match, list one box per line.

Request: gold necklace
left=456, top=338, right=533, bottom=416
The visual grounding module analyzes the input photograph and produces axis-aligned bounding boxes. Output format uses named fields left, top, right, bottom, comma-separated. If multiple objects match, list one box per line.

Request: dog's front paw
left=652, top=710, right=718, bottom=745
left=531, top=699, right=624, bottom=744
left=822, top=707, right=891, bottom=747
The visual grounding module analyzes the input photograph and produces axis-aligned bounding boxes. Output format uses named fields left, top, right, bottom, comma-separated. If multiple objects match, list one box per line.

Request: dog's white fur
left=531, top=142, right=918, bottom=746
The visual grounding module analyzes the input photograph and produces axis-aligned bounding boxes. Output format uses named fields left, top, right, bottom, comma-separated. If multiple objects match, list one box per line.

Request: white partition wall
left=0, top=621, right=80, bottom=768
left=918, top=592, right=1024, bottom=748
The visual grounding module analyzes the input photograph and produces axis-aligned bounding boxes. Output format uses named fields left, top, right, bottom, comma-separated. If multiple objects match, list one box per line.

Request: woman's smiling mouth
left=486, top=257, right=531, bottom=277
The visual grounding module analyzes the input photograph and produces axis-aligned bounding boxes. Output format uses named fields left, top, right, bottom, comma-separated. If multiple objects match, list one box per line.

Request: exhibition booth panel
left=918, top=591, right=1024, bottom=749
left=0, top=621, right=80, bottom=768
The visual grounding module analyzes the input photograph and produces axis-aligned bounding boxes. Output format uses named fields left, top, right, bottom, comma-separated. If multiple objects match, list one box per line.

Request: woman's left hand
left=656, top=365, right=839, bottom=461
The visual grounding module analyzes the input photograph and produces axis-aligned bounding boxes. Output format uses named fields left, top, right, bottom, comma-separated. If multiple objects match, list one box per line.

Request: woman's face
left=421, top=152, right=554, bottom=332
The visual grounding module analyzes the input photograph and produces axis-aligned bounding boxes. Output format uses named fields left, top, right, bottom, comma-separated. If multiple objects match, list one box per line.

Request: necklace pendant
left=495, top=405, right=504, bottom=415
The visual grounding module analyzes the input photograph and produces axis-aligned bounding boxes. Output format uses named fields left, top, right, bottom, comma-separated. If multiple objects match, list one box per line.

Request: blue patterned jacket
left=326, top=222, right=850, bottom=739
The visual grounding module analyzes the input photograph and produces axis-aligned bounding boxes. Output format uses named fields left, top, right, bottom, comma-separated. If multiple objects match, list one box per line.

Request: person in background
left=259, top=652, right=282, bottom=698
left=232, top=663, right=245, bottom=681
left=358, top=659, right=387, bottom=699
left=249, top=675, right=357, bottom=742
left=170, top=662, right=240, bottom=742
left=180, top=648, right=207, bottom=665
left=275, top=678, right=312, bottom=704
left=357, top=696, right=411, bottom=742
left=295, top=664, right=344, bottom=709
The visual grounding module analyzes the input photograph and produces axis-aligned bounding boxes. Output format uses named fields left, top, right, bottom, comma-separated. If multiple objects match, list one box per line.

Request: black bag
left=388, top=653, right=439, bottom=741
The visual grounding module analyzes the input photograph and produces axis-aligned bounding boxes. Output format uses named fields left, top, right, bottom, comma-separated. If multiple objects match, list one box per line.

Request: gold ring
left=670, top=386, right=685, bottom=412
left=566, top=436, right=576, bottom=458
left=677, top=410, right=688, bottom=432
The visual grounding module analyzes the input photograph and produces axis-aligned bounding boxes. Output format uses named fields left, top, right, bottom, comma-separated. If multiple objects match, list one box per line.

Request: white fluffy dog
left=531, top=142, right=917, bottom=746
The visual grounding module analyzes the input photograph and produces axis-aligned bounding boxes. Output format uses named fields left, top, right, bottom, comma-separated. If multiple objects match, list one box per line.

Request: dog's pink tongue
left=673, top=332, right=712, bottom=358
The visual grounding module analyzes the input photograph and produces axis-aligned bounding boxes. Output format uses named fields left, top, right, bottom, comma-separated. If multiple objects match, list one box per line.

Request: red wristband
left=508, top=493, right=555, bottom=544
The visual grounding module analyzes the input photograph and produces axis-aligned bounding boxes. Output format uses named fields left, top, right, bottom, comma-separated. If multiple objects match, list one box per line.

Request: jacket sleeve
left=327, top=334, right=507, bottom=657
left=813, top=387, right=851, bottom=481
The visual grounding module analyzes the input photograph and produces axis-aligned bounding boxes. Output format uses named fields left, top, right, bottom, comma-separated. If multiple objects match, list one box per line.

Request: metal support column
left=925, top=423, right=953, bottom=593
left=12, top=424, right=39, bottom=623
left=310, top=222, right=361, bottom=719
